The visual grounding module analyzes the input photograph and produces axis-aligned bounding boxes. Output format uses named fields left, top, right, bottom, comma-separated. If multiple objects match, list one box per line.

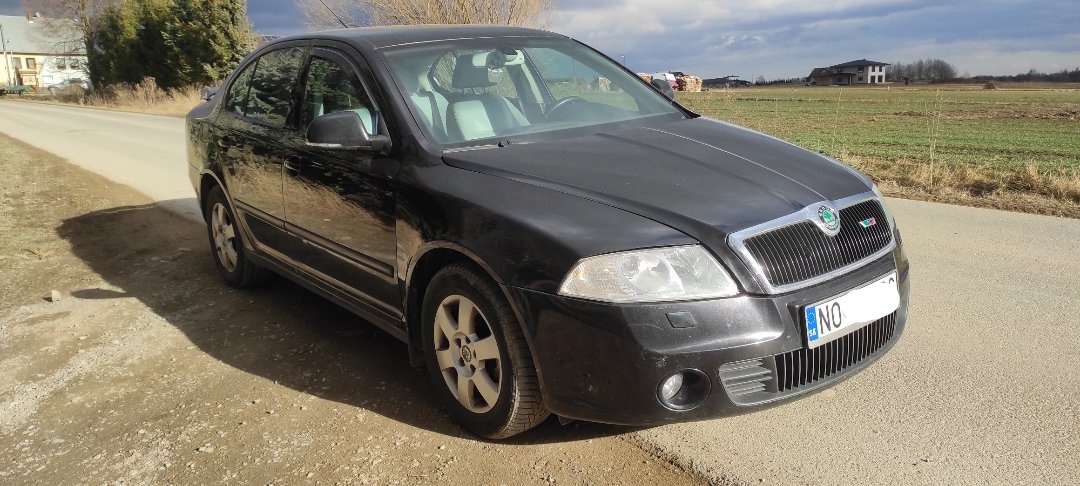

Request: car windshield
left=381, top=37, right=685, bottom=146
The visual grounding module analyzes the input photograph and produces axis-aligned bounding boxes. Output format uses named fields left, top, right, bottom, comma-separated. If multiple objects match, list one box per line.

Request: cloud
left=549, top=0, right=1080, bottom=78
left=2, top=0, right=1075, bottom=79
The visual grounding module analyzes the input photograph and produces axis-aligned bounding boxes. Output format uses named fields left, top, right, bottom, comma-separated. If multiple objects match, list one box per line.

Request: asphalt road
left=2, top=100, right=1077, bottom=485
left=0, top=101, right=199, bottom=221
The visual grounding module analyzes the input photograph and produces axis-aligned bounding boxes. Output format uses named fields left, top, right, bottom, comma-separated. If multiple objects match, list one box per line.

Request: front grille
left=774, top=312, right=897, bottom=392
left=741, top=199, right=892, bottom=288
left=718, top=312, right=900, bottom=405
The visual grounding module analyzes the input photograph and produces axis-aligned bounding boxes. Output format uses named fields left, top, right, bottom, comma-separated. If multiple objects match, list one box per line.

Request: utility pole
left=0, top=22, right=11, bottom=86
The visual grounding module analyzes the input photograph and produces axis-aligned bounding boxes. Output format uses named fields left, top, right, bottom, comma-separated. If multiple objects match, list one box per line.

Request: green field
left=677, top=85, right=1080, bottom=173
left=675, top=85, right=1080, bottom=214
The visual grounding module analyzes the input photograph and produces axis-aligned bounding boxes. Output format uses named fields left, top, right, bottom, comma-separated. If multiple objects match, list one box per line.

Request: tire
left=421, top=263, right=549, bottom=439
left=204, top=185, right=269, bottom=288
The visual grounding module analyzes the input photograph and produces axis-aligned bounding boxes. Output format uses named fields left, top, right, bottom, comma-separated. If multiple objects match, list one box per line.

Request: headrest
left=452, top=53, right=498, bottom=89
left=488, top=48, right=525, bottom=68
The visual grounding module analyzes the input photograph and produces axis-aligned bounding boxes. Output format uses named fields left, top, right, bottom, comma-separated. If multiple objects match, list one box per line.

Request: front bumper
left=505, top=245, right=910, bottom=426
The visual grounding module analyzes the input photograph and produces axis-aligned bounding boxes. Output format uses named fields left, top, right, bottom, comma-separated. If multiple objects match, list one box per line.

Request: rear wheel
left=204, top=185, right=269, bottom=287
left=421, top=263, right=548, bottom=439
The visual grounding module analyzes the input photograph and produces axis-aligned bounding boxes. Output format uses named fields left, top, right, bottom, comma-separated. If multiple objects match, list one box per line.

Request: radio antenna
left=316, top=0, right=350, bottom=29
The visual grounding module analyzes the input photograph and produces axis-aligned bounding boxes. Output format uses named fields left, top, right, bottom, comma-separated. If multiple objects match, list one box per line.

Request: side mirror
left=306, top=111, right=390, bottom=152
left=650, top=78, right=675, bottom=100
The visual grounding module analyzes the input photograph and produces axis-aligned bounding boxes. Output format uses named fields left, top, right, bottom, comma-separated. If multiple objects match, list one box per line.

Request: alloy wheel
left=211, top=202, right=239, bottom=272
left=432, top=294, right=503, bottom=413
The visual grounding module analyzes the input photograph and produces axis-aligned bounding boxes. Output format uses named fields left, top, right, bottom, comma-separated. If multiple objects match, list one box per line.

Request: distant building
left=0, top=15, right=88, bottom=89
left=702, top=75, right=750, bottom=88
left=808, top=59, right=889, bottom=86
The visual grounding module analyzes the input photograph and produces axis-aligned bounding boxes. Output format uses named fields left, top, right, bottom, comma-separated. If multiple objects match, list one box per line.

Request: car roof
left=274, top=25, right=566, bottom=51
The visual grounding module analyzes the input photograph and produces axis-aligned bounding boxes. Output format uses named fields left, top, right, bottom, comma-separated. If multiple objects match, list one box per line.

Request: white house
left=808, top=59, right=889, bottom=86
left=0, top=15, right=89, bottom=89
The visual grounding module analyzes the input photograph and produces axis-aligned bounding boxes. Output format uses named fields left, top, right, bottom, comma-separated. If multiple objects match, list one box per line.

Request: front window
left=382, top=38, right=684, bottom=146
left=302, top=56, right=376, bottom=134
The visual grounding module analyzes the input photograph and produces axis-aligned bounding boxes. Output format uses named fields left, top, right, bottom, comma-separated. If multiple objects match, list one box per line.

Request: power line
left=315, top=0, right=349, bottom=28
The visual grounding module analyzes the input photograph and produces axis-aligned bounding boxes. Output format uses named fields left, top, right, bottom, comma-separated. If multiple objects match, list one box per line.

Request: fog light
left=660, top=373, right=685, bottom=401
left=656, top=369, right=711, bottom=411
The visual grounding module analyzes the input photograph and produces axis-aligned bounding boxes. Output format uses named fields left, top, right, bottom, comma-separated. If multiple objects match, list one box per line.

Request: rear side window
left=240, top=47, right=306, bottom=126
left=223, top=61, right=256, bottom=115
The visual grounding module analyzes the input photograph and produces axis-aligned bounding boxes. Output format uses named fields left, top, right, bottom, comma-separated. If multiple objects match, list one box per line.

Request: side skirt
left=246, top=251, right=408, bottom=343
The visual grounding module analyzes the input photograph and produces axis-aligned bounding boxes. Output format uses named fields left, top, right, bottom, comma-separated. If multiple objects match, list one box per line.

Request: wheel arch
left=198, top=170, right=227, bottom=220
left=403, top=243, right=546, bottom=396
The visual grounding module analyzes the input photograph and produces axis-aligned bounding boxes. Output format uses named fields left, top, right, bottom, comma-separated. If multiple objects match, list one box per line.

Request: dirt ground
left=0, top=135, right=705, bottom=485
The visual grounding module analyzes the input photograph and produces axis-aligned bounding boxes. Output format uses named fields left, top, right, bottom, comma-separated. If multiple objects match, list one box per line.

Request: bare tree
left=22, top=0, right=114, bottom=54
left=21, top=0, right=117, bottom=86
left=295, top=0, right=556, bottom=31
left=887, top=58, right=958, bottom=82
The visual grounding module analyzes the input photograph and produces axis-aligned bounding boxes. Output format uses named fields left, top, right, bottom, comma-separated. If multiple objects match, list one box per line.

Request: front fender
left=398, top=163, right=694, bottom=294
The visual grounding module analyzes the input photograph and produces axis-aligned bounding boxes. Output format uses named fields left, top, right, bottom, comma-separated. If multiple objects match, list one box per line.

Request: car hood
left=442, top=117, right=871, bottom=241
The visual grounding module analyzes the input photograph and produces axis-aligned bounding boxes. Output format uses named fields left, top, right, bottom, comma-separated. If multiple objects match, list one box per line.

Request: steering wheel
left=545, top=96, right=587, bottom=119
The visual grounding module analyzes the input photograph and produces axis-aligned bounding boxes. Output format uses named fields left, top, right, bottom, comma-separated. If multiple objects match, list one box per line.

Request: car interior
left=390, top=44, right=662, bottom=145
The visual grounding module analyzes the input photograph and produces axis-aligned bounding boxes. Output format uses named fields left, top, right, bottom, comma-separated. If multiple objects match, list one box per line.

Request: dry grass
left=49, top=78, right=202, bottom=117
left=846, top=155, right=1080, bottom=218
left=680, top=86, right=1080, bottom=218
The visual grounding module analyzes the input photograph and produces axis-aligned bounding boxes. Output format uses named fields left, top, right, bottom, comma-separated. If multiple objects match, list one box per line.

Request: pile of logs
left=676, top=75, right=703, bottom=92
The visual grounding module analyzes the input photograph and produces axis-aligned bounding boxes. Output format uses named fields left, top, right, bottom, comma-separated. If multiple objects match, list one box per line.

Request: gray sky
left=2, top=0, right=1077, bottom=79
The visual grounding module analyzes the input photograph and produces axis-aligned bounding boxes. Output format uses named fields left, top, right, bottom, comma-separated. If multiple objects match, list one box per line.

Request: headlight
left=871, top=184, right=897, bottom=224
left=558, top=245, right=739, bottom=303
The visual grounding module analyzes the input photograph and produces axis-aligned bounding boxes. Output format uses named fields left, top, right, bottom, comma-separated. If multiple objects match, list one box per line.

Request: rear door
left=281, top=47, right=400, bottom=317
left=216, top=43, right=307, bottom=252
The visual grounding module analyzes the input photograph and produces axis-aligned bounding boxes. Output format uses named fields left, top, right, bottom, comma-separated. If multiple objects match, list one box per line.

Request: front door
left=281, top=48, right=400, bottom=316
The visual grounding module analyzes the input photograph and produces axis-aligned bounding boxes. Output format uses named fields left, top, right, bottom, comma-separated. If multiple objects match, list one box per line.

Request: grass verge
left=27, top=77, right=202, bottom=117
left=678, top=84, right=1080, bottom=218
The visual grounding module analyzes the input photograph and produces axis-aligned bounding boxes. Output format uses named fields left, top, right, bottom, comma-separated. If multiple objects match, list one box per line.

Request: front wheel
left=421, top=263, right=549, bottom=439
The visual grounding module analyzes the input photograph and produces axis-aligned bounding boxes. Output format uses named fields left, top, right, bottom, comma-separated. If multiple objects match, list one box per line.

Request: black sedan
left=186, top=26, right=910, bottom=439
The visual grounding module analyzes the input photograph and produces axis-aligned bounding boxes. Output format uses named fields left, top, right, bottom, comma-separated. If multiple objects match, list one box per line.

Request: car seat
left=404, top=66, right=449, bottom=141
left=445, top=53, right=529, bottom=141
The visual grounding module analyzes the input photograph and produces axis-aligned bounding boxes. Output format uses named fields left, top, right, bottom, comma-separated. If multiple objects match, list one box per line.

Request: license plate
left=803, top=272, right=899, bottom=349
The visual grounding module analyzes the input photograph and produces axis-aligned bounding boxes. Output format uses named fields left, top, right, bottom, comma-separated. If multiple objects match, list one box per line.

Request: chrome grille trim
left=728, top=191, right=895, bottom=294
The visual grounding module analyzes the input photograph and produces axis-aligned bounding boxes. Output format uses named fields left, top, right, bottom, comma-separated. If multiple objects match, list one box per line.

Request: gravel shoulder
left=0, top=135, right=703, bottom=485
